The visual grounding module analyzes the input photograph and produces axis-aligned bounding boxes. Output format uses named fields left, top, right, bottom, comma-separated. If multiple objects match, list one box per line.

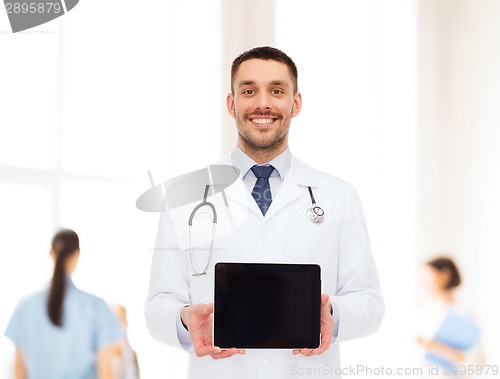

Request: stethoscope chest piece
left=306, top=186, right=324, bottom=223
left=307, top=205, right=324, bottom=223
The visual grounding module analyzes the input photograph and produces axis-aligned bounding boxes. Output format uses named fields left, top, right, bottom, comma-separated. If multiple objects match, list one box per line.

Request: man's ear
left=226, top=92, right=236, bottom=118
left=292, top=91, right=302, bottom=117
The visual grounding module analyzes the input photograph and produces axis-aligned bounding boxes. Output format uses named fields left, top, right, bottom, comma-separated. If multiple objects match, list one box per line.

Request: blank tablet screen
left=214, top=262, right=321, bottom=349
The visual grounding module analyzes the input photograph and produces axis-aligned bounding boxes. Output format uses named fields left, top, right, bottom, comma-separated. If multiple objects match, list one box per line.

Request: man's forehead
left=235, top=59, right=293, bottom=84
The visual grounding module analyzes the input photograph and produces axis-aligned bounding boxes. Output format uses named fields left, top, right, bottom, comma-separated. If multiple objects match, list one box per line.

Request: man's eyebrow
left=238, top=80, right=289, bottom=88
left=270, top=80, right=288, bottom=87
left=238, top=80, right=255, bottom=88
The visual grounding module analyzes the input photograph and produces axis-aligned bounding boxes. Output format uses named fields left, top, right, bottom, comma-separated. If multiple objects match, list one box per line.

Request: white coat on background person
left=144, top=46, right=384, bottom=379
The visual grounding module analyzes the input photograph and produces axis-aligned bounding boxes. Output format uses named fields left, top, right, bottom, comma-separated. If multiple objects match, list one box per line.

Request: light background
left=1, top=0, right=499, bottom=378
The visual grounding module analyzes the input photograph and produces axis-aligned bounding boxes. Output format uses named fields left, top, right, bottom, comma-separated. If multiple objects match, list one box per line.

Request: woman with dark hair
left=416, top=256, right=483, bottom=378
left=427, top=257, right=462, bottom=291
left=5, top=229, right=124, bottom=379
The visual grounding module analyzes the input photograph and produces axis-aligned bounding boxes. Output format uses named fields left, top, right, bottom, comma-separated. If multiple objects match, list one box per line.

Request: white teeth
left=252, top=118, right=274, bottom=124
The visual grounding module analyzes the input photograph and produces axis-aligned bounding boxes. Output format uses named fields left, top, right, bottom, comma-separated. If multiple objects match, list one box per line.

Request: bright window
left=0, top=1, right=221, bottom=378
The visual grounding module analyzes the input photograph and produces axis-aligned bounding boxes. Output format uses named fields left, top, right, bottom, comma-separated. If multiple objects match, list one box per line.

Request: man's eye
left=272, top=89, right=284, bottom=94
left=242, top=89, right=255, bottom=95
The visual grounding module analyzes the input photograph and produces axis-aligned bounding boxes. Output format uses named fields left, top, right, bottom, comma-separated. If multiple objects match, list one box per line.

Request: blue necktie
left=251, top=165, right=275, bottom=216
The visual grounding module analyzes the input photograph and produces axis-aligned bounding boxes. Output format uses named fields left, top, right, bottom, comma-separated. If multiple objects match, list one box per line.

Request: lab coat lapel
left=263, top=156, right=318, bottom=222
left=215, top=154, right=319, bottom=220
left=215, top=155, right=263, bottom=217
left=222, top=177, right=263, bottom=217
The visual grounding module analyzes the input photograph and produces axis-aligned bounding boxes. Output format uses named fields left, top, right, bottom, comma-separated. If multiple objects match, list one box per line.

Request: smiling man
left=145, top=46, right=384, bottom=379
left=227, top=54, right=301, bottom=164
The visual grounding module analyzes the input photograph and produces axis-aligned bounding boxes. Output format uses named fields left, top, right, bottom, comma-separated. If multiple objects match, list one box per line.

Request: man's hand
left=292, top=294, right=334, bottom=357
left=181, top=303, right=245, bottom=359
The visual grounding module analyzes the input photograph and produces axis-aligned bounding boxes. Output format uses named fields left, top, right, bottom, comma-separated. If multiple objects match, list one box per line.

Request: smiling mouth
left=249, top=116, right=278, bottom=127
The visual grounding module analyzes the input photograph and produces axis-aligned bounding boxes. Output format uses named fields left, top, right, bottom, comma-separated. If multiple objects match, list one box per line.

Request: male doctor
left=145, top=46, right=384, bottom=379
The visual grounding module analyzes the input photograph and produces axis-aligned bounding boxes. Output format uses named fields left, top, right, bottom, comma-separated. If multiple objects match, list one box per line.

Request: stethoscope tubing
left=188, top=185, right=324, bottom=275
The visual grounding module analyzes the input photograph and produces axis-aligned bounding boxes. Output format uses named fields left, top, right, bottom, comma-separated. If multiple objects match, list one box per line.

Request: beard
left=235, top=110, right=291, bottom=152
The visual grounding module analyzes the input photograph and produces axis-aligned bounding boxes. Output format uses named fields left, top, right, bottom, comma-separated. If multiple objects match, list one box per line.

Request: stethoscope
left=188, top=185, right=324, bottom=276
left=188, top=185, right=219, bottom=276
left=306, top=186, right=325, bottom=224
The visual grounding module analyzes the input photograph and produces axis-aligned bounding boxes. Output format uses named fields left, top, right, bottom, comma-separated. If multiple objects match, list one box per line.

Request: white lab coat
left=145, top=154, right=384, bottom=379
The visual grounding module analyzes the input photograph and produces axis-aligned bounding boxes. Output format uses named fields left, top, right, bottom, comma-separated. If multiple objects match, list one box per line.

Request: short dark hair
left=427, top=257, right=462, bottom=289
left=231, top=46, right=298, bottom=94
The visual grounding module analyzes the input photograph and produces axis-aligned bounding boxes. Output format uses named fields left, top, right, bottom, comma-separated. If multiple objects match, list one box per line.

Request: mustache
left=244, top=111, right=282, bottom=119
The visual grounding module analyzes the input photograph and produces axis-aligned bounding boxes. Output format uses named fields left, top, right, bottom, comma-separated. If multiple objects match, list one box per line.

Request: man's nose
left=255, top=92, right=271, bottom=110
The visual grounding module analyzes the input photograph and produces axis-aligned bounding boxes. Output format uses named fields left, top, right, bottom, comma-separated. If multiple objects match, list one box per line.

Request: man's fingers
left=310, top=338, right=330, bottom=355
left=293, top=341, right=329, bottom=356
left=194, top=344, right=219, bottom=358
left=190, top=303, right=213, bottom=317
left=188, top=303, right=243, bottom=360
left=320, top=293, right=333, bottom=316
left=293, top=294, right=333, bottom=357
left=205, top=303, right=214, bottom=315
left=211, top=347, right=245, bottom=360
left=320, top=294, right=330, bottom=308
left=292, top=348, right=313, bottom=356
left=195, top=342, right=245, bottom=359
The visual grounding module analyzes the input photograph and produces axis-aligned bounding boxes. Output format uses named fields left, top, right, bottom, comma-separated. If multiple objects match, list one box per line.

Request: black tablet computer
left=213, top=262, right=321, bottom=349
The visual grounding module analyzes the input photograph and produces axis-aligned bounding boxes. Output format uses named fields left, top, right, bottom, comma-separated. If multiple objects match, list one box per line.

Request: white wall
left=2, top=0, right=499, bottom=377
left=418, top=0, right=500, bottom=362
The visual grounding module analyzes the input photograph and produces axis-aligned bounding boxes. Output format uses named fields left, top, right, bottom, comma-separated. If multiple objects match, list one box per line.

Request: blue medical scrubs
left=5, top=278, right=124, bottom=379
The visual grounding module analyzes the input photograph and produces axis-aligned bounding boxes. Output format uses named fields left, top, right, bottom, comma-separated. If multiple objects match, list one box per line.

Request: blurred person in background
left=111, top=304, right=140, bottom=379
left=4, top=229, right=124, bottom=379
left=416, top=256, right=484, bottom=378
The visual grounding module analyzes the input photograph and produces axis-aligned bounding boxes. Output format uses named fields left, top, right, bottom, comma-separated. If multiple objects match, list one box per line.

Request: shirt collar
left=231, top=145, right=292, bottom=181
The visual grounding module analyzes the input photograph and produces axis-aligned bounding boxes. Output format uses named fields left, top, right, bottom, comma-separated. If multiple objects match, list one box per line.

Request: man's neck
left=237, top=142, right=288, bottom=164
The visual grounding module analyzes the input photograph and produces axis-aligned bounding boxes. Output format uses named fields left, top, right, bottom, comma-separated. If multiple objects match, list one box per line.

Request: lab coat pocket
left=292, top=348, right=341, bottom=378
left=188, top=353, right=242, bottom=379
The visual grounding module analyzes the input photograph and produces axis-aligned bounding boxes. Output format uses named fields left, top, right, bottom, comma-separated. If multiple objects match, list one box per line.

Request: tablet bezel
left=213, top=262, right=321, bottom=349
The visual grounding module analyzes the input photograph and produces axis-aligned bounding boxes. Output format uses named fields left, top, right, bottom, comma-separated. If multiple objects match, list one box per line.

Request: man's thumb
left=205, top=303, right=214, bottom=314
